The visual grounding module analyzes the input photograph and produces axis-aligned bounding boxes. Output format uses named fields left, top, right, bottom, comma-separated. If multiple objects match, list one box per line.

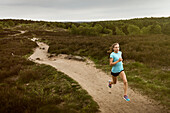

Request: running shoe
left=123, top=95, right=130, bottom=101
left=108, top=80, right=112, bottom=88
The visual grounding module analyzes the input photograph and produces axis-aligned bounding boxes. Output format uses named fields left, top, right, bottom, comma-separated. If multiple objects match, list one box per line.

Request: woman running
left=108, top=43, right=130, bottom=101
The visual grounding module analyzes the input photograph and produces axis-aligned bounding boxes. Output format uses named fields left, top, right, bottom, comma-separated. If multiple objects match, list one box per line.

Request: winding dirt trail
left=29, top=41, right=167, bottom=113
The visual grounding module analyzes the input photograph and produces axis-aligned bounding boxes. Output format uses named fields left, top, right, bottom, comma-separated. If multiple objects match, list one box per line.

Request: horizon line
left=0, top=16, right=170, bottom=23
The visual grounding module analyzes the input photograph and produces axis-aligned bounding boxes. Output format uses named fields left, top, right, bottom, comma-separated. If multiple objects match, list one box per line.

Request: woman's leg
left=111, top=75, right=117, bottom=84
left=119, top=71, right=128, bottom=95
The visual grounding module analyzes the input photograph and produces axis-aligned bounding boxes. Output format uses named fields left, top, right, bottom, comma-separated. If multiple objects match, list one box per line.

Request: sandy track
left=29, top=41, right=167, bottom=113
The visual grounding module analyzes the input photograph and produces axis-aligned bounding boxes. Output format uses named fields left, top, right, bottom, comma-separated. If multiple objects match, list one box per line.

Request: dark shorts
left=111, top=70, right=124, bottom=77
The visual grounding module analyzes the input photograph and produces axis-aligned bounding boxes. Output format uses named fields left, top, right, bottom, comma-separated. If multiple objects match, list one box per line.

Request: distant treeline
left=0, top=17, right=170, bottom=36
left=69, top=17, right=170, bottom=36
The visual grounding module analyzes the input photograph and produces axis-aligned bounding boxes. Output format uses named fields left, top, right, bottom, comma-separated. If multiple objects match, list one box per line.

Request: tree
left=121, top=24, right=129, bottom=35
left=64, top=22, right=72, bottom=29
left=79, top=23, right=91, bottom=27
left=115, top=27, right=125, bottom=36
left=88, top=27, right=98, bottom=36
left=141, top=26, right=151, bottom=35
left=70, top=24, right=78, bottom=34
left=3, top=22, right=10, bottom=28
left=7, top=20, right=15, bottom=27
left=103, top=28, right=112, bottom=35
left=77, top=26, right=98, bottom=36
left=127, top=24, right=141, bottom=35
left=0, top=24, right=3, bottom=32
left=162, top=22, right=170, bottom=35
left=57, top=23, right=66, bottom=28
left=150, top=24, right=162, bottom=34
left=94, top=24, right=103, bottom=33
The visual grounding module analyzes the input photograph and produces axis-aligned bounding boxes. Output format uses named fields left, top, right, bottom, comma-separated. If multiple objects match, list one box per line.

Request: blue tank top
left=110, top=51, right=124, bottom=73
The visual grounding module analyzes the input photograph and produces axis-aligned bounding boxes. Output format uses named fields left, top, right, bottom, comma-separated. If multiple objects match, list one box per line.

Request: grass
left=0, top=29, right=20, bottom=38
left=88, top=56, right=170, bottom=107
left=123, top=61, right=170, bottom=106
left=28, top=30, right=170, bottom=108
left=0, top=64, right=99, bottom=113
left=1, top=22, right=169, bottom=111
left=0, top=36, right=37, bottom=81
left=0, top=30, right=99, bottom=113
left=29, top=30, right=170, bottom=68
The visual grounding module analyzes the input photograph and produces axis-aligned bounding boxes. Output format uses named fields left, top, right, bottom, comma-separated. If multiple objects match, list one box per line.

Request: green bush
left=141, top=26, right=151, bottom=34
left=127, top=24, right=141, bottom=35
left=162, top=22, right=170, bottom=35
left=115, top=27, right=125, bottom=35
left=150, top=24, right=162, bottom=34
left=0, top=24, right=3, bottom=32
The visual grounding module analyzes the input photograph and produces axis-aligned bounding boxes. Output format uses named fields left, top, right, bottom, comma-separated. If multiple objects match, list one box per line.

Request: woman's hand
left=118, top=58, right=123, bottom=62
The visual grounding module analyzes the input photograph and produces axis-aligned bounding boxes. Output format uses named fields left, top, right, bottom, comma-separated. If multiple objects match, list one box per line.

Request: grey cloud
left=0, top=0, right=170, bottom=21
left=1, top=0, right=152, bottom=10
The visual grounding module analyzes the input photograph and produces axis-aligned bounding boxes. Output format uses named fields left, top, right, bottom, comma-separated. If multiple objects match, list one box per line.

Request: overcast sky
left=0, top=0, right=170, bottom=22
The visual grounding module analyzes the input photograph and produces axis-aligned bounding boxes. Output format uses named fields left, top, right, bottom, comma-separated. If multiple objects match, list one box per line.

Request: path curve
left=29, top=41, right=167, bottom=113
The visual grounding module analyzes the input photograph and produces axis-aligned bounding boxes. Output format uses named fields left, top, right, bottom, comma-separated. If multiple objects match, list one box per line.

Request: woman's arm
left=122, top=54, right=124, bottom=64
left=121, top=52, right=124, bottom=64
left=110, top=58, right=121, bottom=66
